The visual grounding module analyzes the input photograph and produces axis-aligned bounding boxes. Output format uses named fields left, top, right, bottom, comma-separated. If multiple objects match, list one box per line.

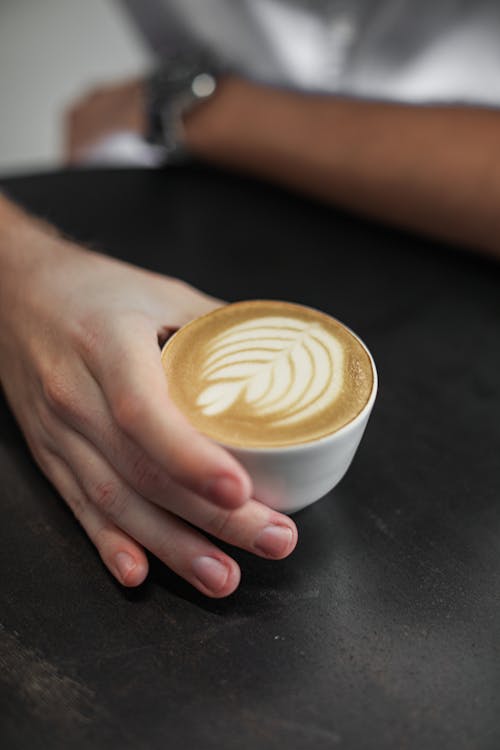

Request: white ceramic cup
left=163, top=306, right=377, bottom=515
left=216, top=337, right=377, bottom=514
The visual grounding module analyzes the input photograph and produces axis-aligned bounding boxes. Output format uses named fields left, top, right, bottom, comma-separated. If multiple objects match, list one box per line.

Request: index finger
left=83, top=317, right=253, bottom=509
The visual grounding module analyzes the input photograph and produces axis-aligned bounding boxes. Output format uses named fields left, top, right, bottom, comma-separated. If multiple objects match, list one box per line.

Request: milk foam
left=196, top=316, right=344, bottom=426
left=162, top=300, right=374, bottom=448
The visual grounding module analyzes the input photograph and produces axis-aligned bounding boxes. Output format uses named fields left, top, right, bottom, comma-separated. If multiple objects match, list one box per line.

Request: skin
left=4, top=68, right=499, bottom=597
left=0, top=197, right=298, bottom=597
left=67, top=75, right=500, bottom=258
left=64, top=79, right=146, bottom=163
left=185, top=77, right=500, bottom=259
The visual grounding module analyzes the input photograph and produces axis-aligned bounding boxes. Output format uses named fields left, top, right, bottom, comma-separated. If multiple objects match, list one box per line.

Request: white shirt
left=124, top=0, right=500, bottom=105
left=88, top=0, right=500, bottom=167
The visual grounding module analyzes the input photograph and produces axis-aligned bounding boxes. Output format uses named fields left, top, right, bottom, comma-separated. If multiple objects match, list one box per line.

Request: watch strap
left=146, top=50, right=222, bottom=160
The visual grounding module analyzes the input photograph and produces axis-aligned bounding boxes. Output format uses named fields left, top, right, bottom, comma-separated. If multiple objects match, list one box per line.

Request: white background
left=0, top=0, right=152, bottom=176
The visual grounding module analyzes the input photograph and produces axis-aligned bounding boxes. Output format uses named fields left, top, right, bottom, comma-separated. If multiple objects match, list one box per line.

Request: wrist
left=182, top=76, right=253, bottom=155
left=0, top=195, right=76, bottom=265
left=182, top=76, right=298, bottom=165
left=145, top=52, right=222, bottom=162
left=0, top=196, right=83, bottom=316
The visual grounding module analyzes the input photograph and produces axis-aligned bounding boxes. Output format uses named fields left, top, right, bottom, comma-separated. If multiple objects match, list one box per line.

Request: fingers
left=150, top=483, right=298, bottom=561
left=39, top=367, right=298, bottom=562
left=45, top=415, right=297, bottom=596
left=82, top=316, right=252, bottom=509
left=142, top=275, right=223, bottom=333
left=40, top=450, right=149, bottom=587
left=54, top=427, right=242, bottom=598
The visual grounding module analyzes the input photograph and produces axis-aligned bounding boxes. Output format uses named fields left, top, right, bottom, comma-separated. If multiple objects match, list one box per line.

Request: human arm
left=66, top=75, right=500, bottom=258
left=184, top=77, right=500, bottom=259
left=0, top=194, right=297, bottom=596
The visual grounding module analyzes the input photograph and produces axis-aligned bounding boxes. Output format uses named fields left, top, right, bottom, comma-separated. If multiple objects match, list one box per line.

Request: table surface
left=1, top=166, right=499, bottom=750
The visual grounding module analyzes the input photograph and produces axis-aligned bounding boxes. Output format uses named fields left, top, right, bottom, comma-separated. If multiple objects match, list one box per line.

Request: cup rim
left=219, top=337, right=377, bottom=454
left=161, top=299, right=378, bottom=453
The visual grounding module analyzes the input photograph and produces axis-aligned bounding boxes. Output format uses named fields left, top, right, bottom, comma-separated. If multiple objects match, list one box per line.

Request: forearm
left=0, top=194, right=65, bottom=276
left=185, top=77, right=500, bottom=257
left=0, top=195, right=88, bottom=358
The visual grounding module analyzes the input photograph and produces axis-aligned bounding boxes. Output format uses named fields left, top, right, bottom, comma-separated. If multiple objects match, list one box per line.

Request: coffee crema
left=161, top=300, right=374, bottom=448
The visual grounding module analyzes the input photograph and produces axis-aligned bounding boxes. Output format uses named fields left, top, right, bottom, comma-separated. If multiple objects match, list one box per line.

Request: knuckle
left=205, top=509, right=234, bottom=540
left=73, top=313, right=107, bottom=362
left=112, top=393, right=146, bottom=433
left=92, top=479, right=126, bottom=519
left=42, top=371, right=79, bottom=419
left=131, top=453, right=162, bottom=495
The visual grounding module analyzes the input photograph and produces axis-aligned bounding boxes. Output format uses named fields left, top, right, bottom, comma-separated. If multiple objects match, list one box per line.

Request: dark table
left=1, top=166, right=499, bottom=750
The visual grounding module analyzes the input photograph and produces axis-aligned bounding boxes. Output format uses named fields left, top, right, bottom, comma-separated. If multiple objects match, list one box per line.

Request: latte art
left=162, top=301, right=374, bottom=448
left=196, top=317, right=344, bottom=426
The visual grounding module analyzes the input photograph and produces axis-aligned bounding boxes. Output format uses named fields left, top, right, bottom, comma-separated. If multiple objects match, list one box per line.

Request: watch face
left=191, top=72, right=217, bottom=98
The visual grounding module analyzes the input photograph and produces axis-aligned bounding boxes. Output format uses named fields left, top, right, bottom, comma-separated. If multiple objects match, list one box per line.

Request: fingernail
left=115, top=551, right=136, bottom=583
left=205, top=476, right=245, bottom=508
left=254, top=525, right=294, bottom=558
left=192, top=556, right=230, bottom=593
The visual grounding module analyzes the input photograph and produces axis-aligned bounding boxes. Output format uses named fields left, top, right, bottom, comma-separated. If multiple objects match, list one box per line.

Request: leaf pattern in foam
left=196, top=317, right=344, bottom=423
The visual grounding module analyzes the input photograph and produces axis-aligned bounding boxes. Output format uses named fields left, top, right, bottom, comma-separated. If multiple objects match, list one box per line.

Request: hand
left=64, top=78, right=147, bottom=164
left=0, top=208, right=298, bottom=597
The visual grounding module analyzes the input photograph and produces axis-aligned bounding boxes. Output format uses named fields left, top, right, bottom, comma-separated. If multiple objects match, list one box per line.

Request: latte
left=161, top=300, right=374, bottom=448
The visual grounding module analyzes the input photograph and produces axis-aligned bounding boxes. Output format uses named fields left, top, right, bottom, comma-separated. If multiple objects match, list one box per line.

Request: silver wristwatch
left=146, top=51, right=221, bottom=161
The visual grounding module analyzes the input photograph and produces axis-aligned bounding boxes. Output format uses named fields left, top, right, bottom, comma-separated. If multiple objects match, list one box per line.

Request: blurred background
left=0, top=0, right=152, bottom=177
left=3, top=0, right=500, bottom=178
